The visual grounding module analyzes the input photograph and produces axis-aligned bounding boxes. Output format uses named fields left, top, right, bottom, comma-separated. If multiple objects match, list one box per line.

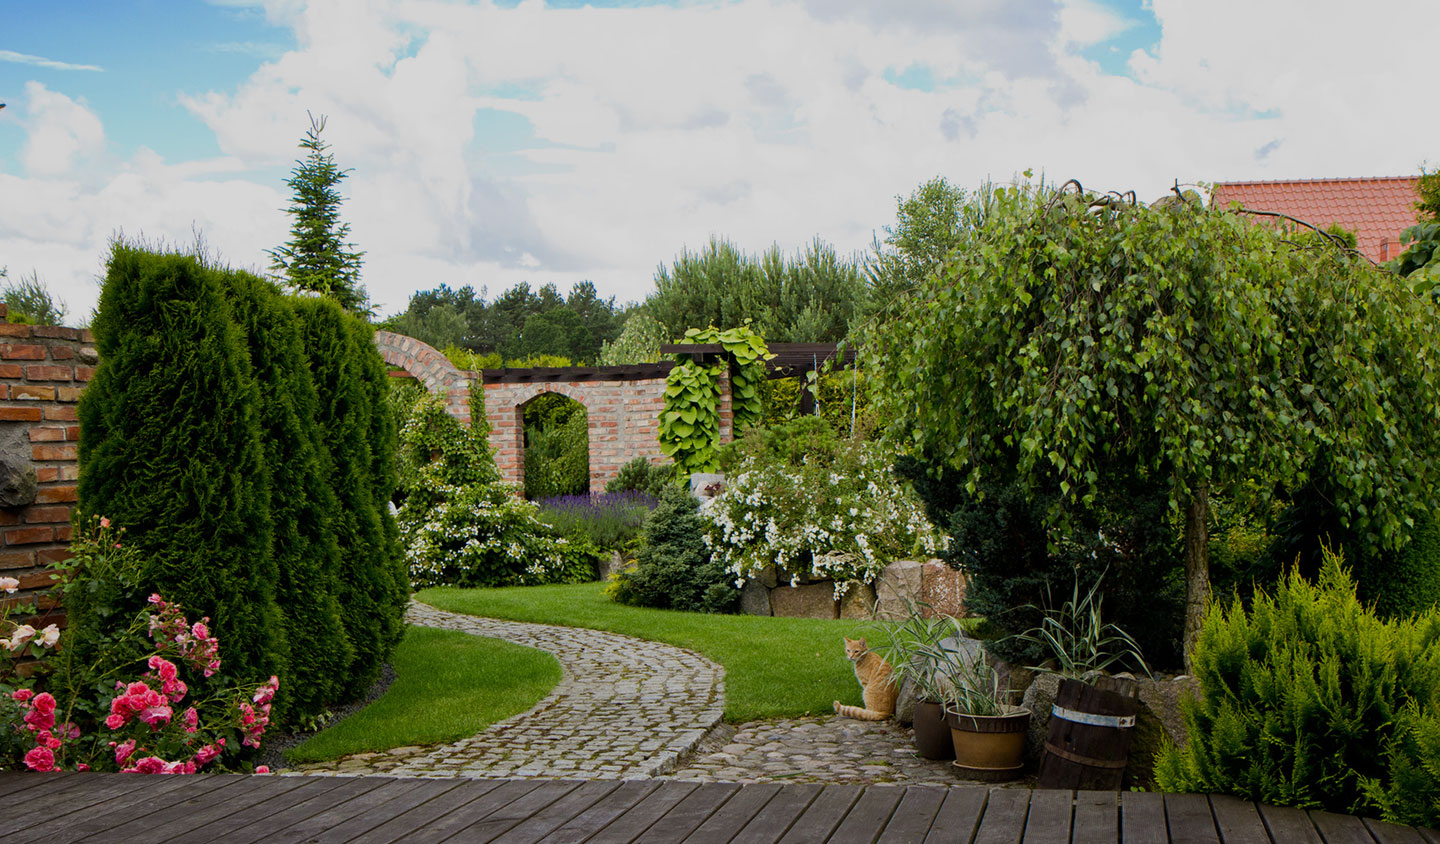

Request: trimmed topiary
left=610, top=485, right=737, bottom=614
left=76, top=244, right=287, bottom=689
left=224, top=274, right=354, bottom=718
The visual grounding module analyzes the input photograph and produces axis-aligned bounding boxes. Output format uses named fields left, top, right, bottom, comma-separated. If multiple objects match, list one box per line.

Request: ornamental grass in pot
left=879, top=599, right=957, bottom=761
left=933, top=628, right=1031, bottom=782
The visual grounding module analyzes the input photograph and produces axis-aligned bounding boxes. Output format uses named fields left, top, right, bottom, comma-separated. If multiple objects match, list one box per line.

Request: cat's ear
left=857, top=637, right=867, bottom=648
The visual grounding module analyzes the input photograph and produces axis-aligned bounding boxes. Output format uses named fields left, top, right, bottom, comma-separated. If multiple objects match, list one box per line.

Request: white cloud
left=0, top=50, right=103, bottom=72
left=2, top=0, right=1439, bottom=322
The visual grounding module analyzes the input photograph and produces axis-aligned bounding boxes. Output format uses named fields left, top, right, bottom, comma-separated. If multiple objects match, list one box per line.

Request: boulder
left=1020, top=672, right=1061, bottom=767
left=838, top=581, right=876, bottom=619
left=769, top=582, right=838, bottom=619
left=921, top=561, right=967, bottom=618
left=1126, top=674, right=1201, bottom=789
left=739, top=579, right=772, bottom=617
left=598, top=551, right=627, bottom=581
left=0, top=455, right=36, bottom=508
left=756, top=564, right=779, bottom=589
left=874, top=560, right=924, bottom=620
left=894, top=633, right=985, bottom=726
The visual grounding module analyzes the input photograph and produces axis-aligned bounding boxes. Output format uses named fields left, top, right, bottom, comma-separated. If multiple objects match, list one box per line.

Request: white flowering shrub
left=702, top=437, right=944, bottom=596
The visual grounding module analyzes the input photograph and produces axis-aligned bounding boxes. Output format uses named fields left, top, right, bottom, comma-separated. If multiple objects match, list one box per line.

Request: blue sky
left=0, top=0, right=1431, bottom=319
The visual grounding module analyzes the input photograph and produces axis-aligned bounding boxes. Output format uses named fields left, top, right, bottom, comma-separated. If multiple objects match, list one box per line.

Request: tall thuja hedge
left=224, top=274, right=354, bottom=718
left=292, top=297, right=407, bottom=694
left=76, top=245, right=288, bottom=689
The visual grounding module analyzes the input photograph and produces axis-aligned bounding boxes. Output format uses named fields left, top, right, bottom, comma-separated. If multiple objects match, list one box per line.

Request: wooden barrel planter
left=947, top=707, right=1031, bottom=782
left=1037, top=675, right=1140, bottom=790
left=912, top=701, right=954, bottom=761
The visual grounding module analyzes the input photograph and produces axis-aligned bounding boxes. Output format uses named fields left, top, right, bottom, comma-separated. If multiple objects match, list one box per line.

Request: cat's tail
left=833, top=701, right=890, bottom=721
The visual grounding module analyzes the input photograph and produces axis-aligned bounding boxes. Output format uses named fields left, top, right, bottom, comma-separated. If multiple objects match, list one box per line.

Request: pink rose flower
left=192, top=740, right=224, bottom=767
left=23, top=746, right=55, bottom=772
left=0, top=576, right=18, bottom=593
left=11, top=688, right=33, bottom=703
left=36, top=730, right=61, bottom=750
left=113, top=739, right=137, bottom=766
left=254, top=766, right=270, bottom=774
left=38, top=624, right=59, bottom=648
left=183, top=707, right=198, bottom=733
left=99, top=517, right=111, bottom=528
left=137, top=704, right=172, bottom=731
left=127, top=756, right=166, bottom=775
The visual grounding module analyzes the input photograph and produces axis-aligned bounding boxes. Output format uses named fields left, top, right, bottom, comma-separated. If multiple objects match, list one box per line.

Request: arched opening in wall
left=521, top=391, right=590, bottom=500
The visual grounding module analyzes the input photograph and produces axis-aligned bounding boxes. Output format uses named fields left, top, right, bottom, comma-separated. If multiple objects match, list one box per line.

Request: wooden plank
left=922, top=787, right=988, bottom=844
left=1413, top=825, right=1440, bottom=844
left=827, top=785, right=905, bottom=844
left=728, top=783, right=824, bottom=844
left=1023, top=789, right=1074, bottom=844
left=1363, top=817, right=1427, bottom=844
left=1257, top=804, right=1324, bottom=844
left=389, top=779, right=572, bottom=844
left=1072, top=791, right=1119, bottom=842
left=576, top=781, right=700, bottom=844
left=0, top=771, right=71, bottom=799
left=973, top=788, right=1031, bottom=844
left=1310, top=810, right=1380, bottom=844
left=368, top=779, right=544, bottom=844
left=203, top=775, right=402, bottom=844
left=0, top=771, right=164, bottom=839
left=104, top=774, right=307, bottom=843
left=28, top=774, right=236, bottom=844
left=345, top=779, right=505, bottom=844
left=1121, top=791, right=1168, bottom=844
left=317, top=778, right=478, bottom=844
left=684, top=783, right=783, bottom=844
left=223, top=776, right=438, bottom=844
left=535, top=781, right=662, bottom=844
left=166, top=777, right=360, bottom=844
left=1207, top=795, right=1271, bottom=844
left=875, top=786, right=948, bottom=844
left=777, top=785, right=864, bottom=844
left=1165, top=793, right=1220, bottom=844
left=631, top=783, right=741, bottom=844
left=489, top=781, right=622, bottom=844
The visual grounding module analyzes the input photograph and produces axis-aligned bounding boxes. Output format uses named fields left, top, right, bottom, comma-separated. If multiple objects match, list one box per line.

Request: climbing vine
left=657, top=324, right=773, bottom=476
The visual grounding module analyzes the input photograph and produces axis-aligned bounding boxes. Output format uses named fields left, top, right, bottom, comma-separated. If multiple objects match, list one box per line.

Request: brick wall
left=0, top=307, right=93, bottom=618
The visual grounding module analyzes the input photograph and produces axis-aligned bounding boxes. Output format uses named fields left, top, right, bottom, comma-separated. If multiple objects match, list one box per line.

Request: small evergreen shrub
left=605, top=457, right=676, bottom=497
left=1354, top=515, right=1440, bottom=619
left=1155, top=550, right=1440, bottom=826
left=610, top=486, right=738, bottom=614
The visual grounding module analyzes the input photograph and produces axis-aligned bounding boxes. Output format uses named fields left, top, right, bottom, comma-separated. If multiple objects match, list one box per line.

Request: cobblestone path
left=289, top=601, right=725, bottom=779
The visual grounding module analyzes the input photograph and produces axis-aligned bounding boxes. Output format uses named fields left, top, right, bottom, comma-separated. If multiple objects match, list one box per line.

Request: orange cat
left=833, top=636, right=897, bottom=721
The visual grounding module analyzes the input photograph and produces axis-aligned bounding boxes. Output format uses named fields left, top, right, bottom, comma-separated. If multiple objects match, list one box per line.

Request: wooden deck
left=1, top=773, right=1435, bottom=844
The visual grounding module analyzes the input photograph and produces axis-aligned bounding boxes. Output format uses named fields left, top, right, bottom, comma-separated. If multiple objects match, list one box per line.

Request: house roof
left=1210, top=176, right=1421, bottom=264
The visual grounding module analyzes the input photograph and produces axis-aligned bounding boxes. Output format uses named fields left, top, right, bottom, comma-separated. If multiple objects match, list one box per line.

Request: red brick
left=53, top=526, right=71, bottom=542
left=37, top=548, right=72, bottom=564
left=0, top=512, right=18, bottom=526
left=27, top=427, right=64, bottom=443
left=0, top=550, right=35, bottom=569
left=74, top=366, right=94, bottom=382
left=34, top=467, right=58, bottom=483
left=0, top=387, right=9, bottom=400
left=24, top=506, right=72, bottom=525
left=43, top=406, right=78, bottom=422
left=0, top=364, right=22, bottom=379
left=30, top=325, right=78, bottom=340
left=16, top=570, right=55, bottom=590
left=35, top=486, right=78, bottom=504
left=65, top=426, right=80, bottom=441
left=12, top=385, right=55, bottom=401
left=79, top=329, right=95, bottom=343
left=0, top=344, right=44, bottom=360
left=58, top=466, right=78, bottom=481
left=48, top=346, right=75, bottom=360
left=24, top=365, right=72, bottom=382
left=32, top=444, right=76, bottom=462
left=0, top=406, right=41, bottom=421
left=0, top=324, right=31, bottom=338
left=5, top=527, right=53, bottom=545
left=55, top=387, right=83, bottom=402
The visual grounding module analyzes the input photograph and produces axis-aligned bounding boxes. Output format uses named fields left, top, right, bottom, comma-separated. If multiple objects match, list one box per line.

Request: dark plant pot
left=912, top=701, right=954, bottom=760
left=946, top=707, right=1031, bottom=782
left=1037, top=676, right=1140, bottom=790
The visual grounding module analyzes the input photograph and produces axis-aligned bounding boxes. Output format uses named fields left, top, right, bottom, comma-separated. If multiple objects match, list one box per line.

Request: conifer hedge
left=76, top=244, right=406, bottom=720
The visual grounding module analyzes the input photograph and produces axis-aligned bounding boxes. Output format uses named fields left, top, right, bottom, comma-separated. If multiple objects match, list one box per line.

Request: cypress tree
left=291, top=297, right=402, bottom=694
left=76, top=244, right=287, bottom=687
left=224, top=273, right=354, bottom=717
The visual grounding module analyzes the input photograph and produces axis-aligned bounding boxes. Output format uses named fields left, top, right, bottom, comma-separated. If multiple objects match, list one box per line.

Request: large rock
left=769, top=582, right=838, bottom=619
left=894, top=633, right=986, bottom=725
left=1020, top=672, right=1061, bottom=767
left=838, top=581, right=876, bottom=619
left=598, top=551, right=627, bottom=581
left=0, top=455, right=37, bottom=508
left=921, top=561, right=967, bottom=618
left=874, top=560, right=924, bottom=620
left=739, top=579, right=772, bottom=617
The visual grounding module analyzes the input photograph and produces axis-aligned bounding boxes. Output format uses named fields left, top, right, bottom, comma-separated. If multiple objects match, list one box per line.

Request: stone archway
left=373, top=330, right=473, bottom=425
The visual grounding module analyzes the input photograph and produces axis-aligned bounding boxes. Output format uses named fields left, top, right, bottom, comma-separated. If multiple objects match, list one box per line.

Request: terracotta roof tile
left=1210, top=176, right=1422, bottom=263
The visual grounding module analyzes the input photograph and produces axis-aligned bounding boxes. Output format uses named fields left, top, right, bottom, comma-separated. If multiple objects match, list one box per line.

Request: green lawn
left=285, top=624, right=560, bottom=764
left=417, top=581, right=884, bottom=722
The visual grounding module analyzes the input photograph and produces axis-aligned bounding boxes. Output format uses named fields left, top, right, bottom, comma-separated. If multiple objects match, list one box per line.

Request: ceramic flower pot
left=946, top=706, right=1031, bottom=782
left=912, top=700, right=955, bottom=760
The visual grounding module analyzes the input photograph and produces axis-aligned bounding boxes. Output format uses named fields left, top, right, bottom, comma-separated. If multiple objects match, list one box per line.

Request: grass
left=417, top=581, right=888, bottom=722
left=285, top=624, right=560, bottom=764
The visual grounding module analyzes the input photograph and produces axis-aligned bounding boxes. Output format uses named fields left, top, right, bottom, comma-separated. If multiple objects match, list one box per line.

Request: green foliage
left=269, top=113, right=368, bottom=315
left=658, top=359, right=723, bottom=474
left=605, top=456, right=676, bottom=497
left=389, top=304, right=468, bottom=350
left=536, top=491, right=657, bottom=555
left=680, top=324, right=772, bottom=433
left=1015, top=574, right=1150, bottom=681
left=0, top=268, right=67, bottom=325
left=866, top=176, right=971, bottom=302
left=522, top=394, right=589, bottom=500
left=77, top=244, right=286, bottom=691
left=292, top=297, right=408, bottom=697
left=223, top=273, right=353, bottom=720
left=760, top=370, right=876, bottom=439
left=1155, top=551, right=1440, bottom=826
left=598, top=311, right=668, bottom=365
left=610, top=486, right=737, bottom=614
left=1354, top=515, right=1440, bottom=619
left=649, top=237, right=866, bottom=343
left=1393, top=220, right=1440, bottom=292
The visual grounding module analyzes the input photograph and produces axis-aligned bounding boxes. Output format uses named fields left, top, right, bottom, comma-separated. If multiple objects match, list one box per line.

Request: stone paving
left=288, top=601, right=725, bottom=779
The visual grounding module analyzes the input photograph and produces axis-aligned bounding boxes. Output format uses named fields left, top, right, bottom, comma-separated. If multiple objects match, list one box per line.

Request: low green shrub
left=610, top=486, right=736, bottom=614
left=605, top=457, right=676, bottom=497
left=1354, top=514, right=1440, bottom=619
left=537, top=491, right=657, bottom=555
left=1155, top=550, right=1440, bottom=826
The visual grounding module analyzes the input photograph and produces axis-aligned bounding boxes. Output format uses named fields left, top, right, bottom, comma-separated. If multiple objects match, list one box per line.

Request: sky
left=0, top=0, right=1435, bottom=322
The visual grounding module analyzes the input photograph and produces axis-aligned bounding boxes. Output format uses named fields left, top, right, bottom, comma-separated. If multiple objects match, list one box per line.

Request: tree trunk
left=1183, top=483, right=1211, bottom=672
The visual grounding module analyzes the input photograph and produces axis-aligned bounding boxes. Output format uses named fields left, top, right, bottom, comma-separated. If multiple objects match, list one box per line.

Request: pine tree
left=269, top=112, right=369, bottom=316
left=224, top=273, right=355, bottom=717
left=76, top=244, right=288, bottom=688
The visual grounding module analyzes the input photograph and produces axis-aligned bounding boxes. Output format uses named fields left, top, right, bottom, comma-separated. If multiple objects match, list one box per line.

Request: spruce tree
left=291, top=297, right=403, bottom=694
left=269, top=112, right=369, bottom=316
left=76, top=244, right=287, bottom=688
left=224, top=273, right=355, bottom=717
